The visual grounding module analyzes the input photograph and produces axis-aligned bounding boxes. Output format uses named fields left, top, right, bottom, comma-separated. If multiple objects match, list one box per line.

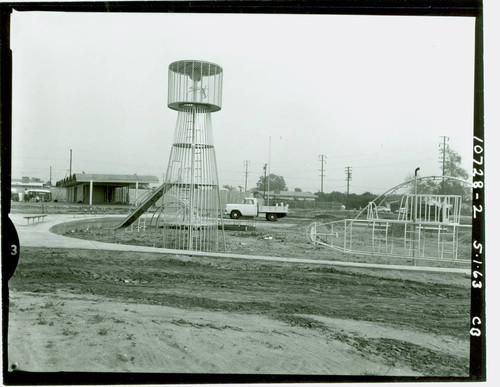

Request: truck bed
left=260, top=205, right=288, bottom=213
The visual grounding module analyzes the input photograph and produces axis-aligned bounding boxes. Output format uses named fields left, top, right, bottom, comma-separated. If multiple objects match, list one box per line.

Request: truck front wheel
left=230, top=210, right=241, bottom=219
left=266, top=213, right=278, bottom=221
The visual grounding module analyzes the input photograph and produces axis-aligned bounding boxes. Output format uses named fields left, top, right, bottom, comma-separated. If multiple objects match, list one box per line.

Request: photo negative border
left=0, top=0, right=485, bottom=384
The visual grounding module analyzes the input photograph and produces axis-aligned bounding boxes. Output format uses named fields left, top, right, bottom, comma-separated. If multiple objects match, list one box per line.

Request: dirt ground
left=7, top=201, right=471, bottom=378
left=60, top=214, right=470, bottom=270
left=8, top=246, right=470, bottom=376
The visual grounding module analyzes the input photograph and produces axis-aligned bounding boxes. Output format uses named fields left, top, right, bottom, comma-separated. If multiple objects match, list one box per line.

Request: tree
left=222, top=184, right=236, bottom=191
left=441, top=148, right=470, bottom=197
left=349, top=192, right=377, bottom=210
left=442, top=148, right=469, bottom=180
left=294, top=188, right=302, bottom=192
left=405, top=146, right=470, bottom=198
left=314, top=190, right=376, bottom=209
left=404, top=173, right=438, bottom=195
left=256, top=174, right=287, bottom=192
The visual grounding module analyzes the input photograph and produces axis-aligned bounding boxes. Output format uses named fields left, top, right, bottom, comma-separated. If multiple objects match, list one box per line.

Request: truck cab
left=225, top=198, right=259, bottom=219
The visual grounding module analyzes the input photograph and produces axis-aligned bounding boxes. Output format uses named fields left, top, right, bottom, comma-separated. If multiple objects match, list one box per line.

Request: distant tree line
left=315, top=191, right=377, bottom=210
left=254, top=173, right=375, bottom=209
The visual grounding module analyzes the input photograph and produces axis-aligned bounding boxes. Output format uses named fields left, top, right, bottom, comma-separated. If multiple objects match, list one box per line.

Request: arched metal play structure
left=307, top=176, right=472, bottom=263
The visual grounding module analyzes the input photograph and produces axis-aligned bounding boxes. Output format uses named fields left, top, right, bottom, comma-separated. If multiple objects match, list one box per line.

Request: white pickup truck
left=225, top=197, right=289, bottom=221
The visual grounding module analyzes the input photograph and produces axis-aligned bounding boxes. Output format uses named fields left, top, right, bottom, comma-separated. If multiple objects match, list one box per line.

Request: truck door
left=241, top=198, right=258, bottom=216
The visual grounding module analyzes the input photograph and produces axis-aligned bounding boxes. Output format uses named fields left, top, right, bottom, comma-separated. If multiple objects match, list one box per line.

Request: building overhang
left=56, top=173, right=159, bottom=188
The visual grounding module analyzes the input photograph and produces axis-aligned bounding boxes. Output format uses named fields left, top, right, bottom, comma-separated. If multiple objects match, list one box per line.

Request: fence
left=287, top=201, right=343, bottom=210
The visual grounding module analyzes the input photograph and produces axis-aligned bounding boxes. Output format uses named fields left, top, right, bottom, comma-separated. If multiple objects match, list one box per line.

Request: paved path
left=10, top=213, right=469, bottom=275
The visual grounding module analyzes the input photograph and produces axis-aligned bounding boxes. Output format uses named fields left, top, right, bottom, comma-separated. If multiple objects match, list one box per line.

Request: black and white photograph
left=1, top=0, right=487, bottom=384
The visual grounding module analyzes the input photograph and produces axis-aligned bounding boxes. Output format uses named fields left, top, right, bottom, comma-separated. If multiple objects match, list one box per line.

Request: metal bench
left=23, top=214, right=47, bottom=224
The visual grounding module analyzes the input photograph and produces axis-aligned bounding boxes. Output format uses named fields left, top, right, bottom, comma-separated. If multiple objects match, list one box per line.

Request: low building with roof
left=11, top=177, right=47, bottom=201
left=56, top=173, right=159, bottom=205
left=11, top=177, right=45, bottom=190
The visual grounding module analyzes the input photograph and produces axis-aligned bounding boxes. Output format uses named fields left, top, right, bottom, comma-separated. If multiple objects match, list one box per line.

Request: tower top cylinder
left=168, top=60, right=223, bottom=112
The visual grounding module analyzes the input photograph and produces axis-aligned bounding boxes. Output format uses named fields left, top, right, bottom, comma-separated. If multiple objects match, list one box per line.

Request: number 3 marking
left=11, top=244, right=18, bottom=255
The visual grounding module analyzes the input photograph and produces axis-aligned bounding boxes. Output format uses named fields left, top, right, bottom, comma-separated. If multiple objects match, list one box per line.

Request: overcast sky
left=11, top=11, right=475, bottom=194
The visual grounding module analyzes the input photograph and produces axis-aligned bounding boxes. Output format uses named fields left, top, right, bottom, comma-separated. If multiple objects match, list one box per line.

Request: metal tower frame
left=157, top=60, right=226, bottom=252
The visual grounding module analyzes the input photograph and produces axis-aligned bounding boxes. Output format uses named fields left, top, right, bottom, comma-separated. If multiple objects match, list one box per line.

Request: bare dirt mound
left=8, top=247, right=470, bottom=376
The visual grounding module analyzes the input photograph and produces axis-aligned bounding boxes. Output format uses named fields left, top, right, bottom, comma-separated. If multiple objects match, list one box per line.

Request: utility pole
left=318, top=155, right=327, bottom=194
left=69, top=149, right=73, bottom=177
left=244, top=160, right=250, bottom=192
left=412, top=167, right=420, bottom=266
left=414, top=167, right=420, bottom=219
left=49, top=166, right=52, bottom=186
left=439, top=136, right=449, bottom=194
left=263, top=164, right=267, bottom=204
left=345, top=166, right=352, bottom=209
left=267, top=136, right=271, bottom=206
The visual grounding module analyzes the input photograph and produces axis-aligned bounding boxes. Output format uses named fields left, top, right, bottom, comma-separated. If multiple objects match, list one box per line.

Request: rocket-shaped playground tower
left=160, top=60, right=224, bottom=251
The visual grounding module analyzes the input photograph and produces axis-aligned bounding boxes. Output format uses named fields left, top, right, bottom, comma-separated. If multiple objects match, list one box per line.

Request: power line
left=251, top=144, right=434, bottom=166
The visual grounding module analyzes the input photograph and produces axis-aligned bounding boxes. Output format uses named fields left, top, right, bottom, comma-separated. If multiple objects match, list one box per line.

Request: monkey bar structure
left=396, top=194, right=462, bottom=224
left=307, top=217, right=470, bottom=263
left=307, top=177, right=472, bottom=263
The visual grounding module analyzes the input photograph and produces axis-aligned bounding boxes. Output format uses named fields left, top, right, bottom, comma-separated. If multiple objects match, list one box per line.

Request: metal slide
left=114, top=183, right=166, bottom=229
